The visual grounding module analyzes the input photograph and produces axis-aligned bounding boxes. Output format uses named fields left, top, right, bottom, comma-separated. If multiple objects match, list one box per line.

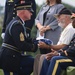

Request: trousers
left=40, top=56, right=75, bottom=75
left=3, top=55, right=34, bottom=75
left=33, top=54, right=46, bottom=75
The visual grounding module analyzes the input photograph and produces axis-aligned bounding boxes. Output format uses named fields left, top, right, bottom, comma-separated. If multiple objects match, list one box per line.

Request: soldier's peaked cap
left=15, top=2, right=34, bottom=13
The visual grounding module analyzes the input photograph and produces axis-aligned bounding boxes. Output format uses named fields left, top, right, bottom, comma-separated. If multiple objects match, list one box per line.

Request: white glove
left=1, top=33, right=5, bottom=39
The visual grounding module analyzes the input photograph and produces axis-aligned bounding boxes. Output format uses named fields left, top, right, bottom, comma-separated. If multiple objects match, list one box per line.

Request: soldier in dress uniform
left=0, top=2, right=38, bottom=75
left=1, top=0, right=36, bottom=39
left=39, top=9, right=75, bottom=75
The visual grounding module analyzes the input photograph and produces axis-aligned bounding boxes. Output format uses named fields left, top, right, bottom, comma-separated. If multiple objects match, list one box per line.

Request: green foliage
left=31, top=25, right=37, bottom=38
left=0, top=6, right=3, bottom=11
left=0, top=27, right=2, bottom=46
left=0, top=5, right=3, bottom=15
left=63, top=3, right=75, bottom=11
left=0, top=16, right=3, bottom=46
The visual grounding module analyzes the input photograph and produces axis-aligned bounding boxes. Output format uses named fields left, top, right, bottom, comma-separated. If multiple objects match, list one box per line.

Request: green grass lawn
left=0, top=69, right=4, bottom=75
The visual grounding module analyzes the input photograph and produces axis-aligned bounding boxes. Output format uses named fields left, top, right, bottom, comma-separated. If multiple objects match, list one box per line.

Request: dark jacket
left=0, top=16, right=37, bottom=72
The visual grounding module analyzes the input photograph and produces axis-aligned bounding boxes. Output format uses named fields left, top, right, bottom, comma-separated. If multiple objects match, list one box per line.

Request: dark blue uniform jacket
left=0, top=16, right=37, bottom=72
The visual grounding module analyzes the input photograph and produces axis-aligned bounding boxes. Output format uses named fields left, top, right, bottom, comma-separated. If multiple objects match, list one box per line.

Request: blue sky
left=0, top=0, right=75, bottom=7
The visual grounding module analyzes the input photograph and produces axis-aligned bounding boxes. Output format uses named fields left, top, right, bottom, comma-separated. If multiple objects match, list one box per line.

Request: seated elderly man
left=33, top=8, right=75, bottom=75
left=39, top=8, right=75, bottom=75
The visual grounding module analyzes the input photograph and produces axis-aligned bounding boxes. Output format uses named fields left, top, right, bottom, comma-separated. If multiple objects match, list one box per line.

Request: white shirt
left=57, top=23, right=75, bottom=45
